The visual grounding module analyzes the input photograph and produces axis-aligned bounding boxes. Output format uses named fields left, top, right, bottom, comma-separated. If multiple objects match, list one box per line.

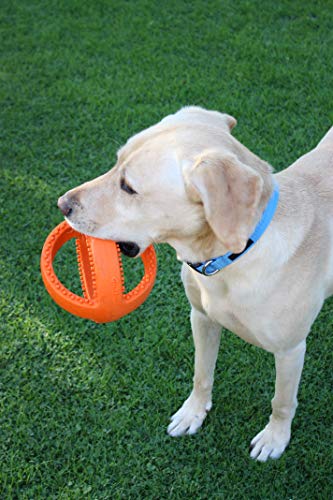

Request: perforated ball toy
left=40, top=221, right=157, bottom=322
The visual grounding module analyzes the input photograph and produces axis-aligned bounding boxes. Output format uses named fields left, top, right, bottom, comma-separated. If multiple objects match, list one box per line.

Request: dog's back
left=276, top=126, right=333, bottom=298
left=283, top=126, right=333, bottom=197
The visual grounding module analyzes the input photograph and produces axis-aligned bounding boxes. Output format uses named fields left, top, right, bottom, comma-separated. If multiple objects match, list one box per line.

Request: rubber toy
left=40, top=221, right=157, bottom=322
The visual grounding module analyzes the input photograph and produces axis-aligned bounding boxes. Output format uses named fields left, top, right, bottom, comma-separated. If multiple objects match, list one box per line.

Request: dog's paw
left=167, top=392, right=212, bottom=437
left=249, top=420, right=291, bottom=462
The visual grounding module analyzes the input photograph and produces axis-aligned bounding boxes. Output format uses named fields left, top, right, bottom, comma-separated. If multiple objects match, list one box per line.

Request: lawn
left=1, top=0, right=333, bottom=497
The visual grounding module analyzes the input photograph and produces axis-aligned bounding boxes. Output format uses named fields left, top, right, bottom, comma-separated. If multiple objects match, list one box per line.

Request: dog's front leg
left=250, top=340, right=306, bottom=461
left=168, top=307, right=221, bottom=437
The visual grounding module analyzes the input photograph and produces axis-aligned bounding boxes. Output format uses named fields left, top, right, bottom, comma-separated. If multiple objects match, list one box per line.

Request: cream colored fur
left=59, top=107, right=333, bottom=462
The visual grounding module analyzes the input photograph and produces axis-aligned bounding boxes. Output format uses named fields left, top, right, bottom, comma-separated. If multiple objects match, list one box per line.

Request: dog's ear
left=225, top=114, right=237, bottom=131
left=186, top=151, right=263, bottom=253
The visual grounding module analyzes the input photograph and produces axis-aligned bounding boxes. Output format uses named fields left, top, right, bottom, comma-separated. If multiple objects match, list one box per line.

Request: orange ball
left=40, top=221, right=157, bottom=322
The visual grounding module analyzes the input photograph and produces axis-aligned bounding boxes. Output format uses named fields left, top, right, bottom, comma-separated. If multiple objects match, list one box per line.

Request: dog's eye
left=120, top=177, right=137, bottom=195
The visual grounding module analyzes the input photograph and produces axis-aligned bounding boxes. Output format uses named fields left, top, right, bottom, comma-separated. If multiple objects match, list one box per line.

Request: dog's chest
left=198, top=277, right=267, bottom=348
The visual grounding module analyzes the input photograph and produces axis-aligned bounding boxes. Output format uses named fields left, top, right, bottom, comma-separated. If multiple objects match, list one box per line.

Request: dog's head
left=58, top=107, right=272, bottom=261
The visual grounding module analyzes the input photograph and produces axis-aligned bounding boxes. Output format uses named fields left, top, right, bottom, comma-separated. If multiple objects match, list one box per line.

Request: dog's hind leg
left=250, top=340, right=306, bottom=461
left=167, top=308, right=221, bottom=437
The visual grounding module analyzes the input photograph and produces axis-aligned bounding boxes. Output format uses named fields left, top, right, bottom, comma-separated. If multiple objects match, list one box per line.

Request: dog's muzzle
left=118, top=242, right=140, bottom=258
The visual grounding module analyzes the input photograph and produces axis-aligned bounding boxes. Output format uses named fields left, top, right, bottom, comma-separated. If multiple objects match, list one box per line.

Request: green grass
left=1, top=0, right=333, bottom=497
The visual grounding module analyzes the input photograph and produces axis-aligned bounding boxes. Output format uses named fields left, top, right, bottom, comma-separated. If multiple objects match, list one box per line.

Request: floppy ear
left=187, top=151, right=263, bottom=253
left=225, top=114, right=237, bottom=131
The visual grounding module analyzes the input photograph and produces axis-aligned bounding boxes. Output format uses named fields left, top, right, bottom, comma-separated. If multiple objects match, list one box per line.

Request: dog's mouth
left=118, top=241, right=141, bottom=258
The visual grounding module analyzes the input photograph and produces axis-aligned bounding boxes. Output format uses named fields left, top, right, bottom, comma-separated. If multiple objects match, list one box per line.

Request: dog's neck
left=168, top=228, right=228, bottom=264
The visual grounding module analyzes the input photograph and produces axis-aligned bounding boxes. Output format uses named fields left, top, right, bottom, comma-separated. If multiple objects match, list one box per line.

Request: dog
left=58, top=107, right=333, bottom=461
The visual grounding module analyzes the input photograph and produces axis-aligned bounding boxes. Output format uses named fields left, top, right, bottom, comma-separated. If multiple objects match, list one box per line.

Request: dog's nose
left=58, top=195, right=73, bottom=217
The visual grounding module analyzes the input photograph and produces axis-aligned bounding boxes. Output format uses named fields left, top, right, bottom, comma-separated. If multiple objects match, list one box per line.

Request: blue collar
left=187, top=181, right=279, bottom=276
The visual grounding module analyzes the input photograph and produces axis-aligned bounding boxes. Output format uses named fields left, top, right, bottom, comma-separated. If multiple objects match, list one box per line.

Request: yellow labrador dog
left=58, top=107, right=333, bottom=462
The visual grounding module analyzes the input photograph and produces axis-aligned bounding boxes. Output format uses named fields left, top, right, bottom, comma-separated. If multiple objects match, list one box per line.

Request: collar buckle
left=201, top=260, right=220, bottom=276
